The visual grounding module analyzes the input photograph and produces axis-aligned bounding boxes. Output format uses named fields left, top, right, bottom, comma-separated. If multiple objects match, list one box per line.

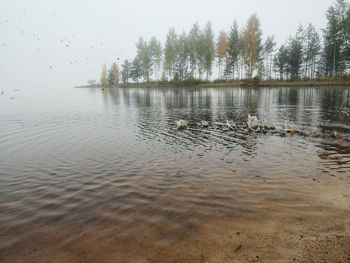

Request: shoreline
left=2, top=172, right=349, bottom=262
left=76, top=80, right=350, bottom=89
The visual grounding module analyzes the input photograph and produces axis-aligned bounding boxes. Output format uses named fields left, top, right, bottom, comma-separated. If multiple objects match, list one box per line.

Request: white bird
left=247, top=114, right=260, bottom=130
left=201, top=120, right=209, bottom=128
left=284, top=120, right=298, bottom=134
left=226, top=120, right=236, bottom=130
left=176, top=120, right=188, bottom=130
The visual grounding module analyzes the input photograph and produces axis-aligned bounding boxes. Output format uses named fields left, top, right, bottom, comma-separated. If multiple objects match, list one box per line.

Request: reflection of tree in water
left=93, top=87, right=122, bottom=108
left=319, top=87, right=350, bottom=126
left=276, top=87, right=300, bottom=121
left=92, top=86, right=350, bottom=170
left=105, top=87, right=260, bottom=155
left=313, top=87, right=350, bottom=174
left=317, top=138, right=350, bottom=175
left=95, top=87, right=349, bottom=161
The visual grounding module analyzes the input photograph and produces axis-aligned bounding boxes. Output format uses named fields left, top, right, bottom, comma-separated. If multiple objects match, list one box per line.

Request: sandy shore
left=1, top=173, right=349, bottom=263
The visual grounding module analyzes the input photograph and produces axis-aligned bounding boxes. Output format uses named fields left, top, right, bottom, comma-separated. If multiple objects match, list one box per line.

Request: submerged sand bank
left=1, top=174, right=349, bottom=263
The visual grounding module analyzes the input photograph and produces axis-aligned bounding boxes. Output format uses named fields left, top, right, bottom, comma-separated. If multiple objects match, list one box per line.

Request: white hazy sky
left=0, top=0, right=333, bottom=91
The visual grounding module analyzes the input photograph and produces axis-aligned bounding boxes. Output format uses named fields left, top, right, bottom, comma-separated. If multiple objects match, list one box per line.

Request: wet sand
left=1, top=174, right=349, bottom=263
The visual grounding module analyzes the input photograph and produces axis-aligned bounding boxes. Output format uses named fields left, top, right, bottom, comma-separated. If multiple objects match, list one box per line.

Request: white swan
left=284, top=120, right=298, bottom=134
left=176, top=119, right=188, bottom=130
left=247, top=114, right=260, bottom=130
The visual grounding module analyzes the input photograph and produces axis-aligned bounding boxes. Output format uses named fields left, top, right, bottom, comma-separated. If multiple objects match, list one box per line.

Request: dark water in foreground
left=0, top=86, right=350, bottom=262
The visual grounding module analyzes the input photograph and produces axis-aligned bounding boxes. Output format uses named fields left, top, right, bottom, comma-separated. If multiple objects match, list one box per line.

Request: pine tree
left=108, top=63, right=120, bottom=85
left=287, top=25, right=304, bottom=80
left=322, top=0, right=349, bottom=76
left=203, top=22, right=215, bottom=81
left=304, top=24, right=321, bottom=79
left=130, top=57, right=142, bottom=83
left=121, top=59, right=131, bottom=84
left=342, top=7, right=350, bottom=67
left=274, top=45, right=288, bottom=80
left=227, top=21, right=240, bottom=80
left=263, top=36, right=276, bottom=79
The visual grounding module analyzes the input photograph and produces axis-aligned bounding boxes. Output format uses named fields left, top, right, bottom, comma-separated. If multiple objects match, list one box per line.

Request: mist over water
left=0, top=0, right=333, bottom=91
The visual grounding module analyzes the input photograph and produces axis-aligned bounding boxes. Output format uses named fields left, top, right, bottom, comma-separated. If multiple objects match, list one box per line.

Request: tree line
left=98, top=0, right=350, bottom=86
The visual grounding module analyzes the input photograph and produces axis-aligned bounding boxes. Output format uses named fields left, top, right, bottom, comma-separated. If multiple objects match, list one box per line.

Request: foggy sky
left=0, top=0, right=334, bottom=91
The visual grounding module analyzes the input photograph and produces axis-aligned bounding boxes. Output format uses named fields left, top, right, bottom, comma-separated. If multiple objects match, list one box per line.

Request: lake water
left=0, top=86, right=350, bottom=262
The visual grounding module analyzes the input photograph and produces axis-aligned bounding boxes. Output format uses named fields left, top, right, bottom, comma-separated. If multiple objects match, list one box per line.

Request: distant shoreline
left=76, top=80, right=350, bottom=89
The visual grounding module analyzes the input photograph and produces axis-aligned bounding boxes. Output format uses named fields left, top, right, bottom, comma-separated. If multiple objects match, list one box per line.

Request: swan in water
left=284, top=120, right=298, bottom=134
left=331, top=130, right=341, bottom=139
left=226, top=120, right=236, bottom=130
left=247, top=114, right=275, bottom=131
left=197, top=120, right=209, bottom=128
left=176, top=120, right=188, bottom=130
left=247, top=114, right=260, bottom=130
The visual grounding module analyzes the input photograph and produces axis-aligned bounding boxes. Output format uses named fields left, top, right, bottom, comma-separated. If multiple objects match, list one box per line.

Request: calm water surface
left=0, top=86, right=350, bottom=262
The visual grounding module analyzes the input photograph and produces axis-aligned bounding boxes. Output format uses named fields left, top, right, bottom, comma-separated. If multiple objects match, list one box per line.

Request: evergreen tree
left=196, top=31, right=207, bottom=80
left=263, top=36, right=276, bottom=79
left=286, top=25, right=304, bottom=80
left=274, top=45, right=288, bottom=80
left=227, top=21, right=240, bottom=80
left=130, top=57, right=142, bottom=83
left=101, top=0, right=350, bottom=84
left=304, top=24, right=321, bottom=78
left=121, top=59, right=131, bottom=84
left=322, top=0, right=349, bottom=76
left=203, top=22, right=215, bottom=81
left=108, top=63, right=120, bottom=85
left=343, top=7, right=350, bottom=67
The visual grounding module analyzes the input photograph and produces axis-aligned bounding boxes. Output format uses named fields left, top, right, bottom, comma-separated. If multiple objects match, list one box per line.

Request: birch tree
left=100, top=64, right=108, bottom=86
left=216, top=30, right=229, bottom=79
left=242, top=15, right=262, bottom=79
